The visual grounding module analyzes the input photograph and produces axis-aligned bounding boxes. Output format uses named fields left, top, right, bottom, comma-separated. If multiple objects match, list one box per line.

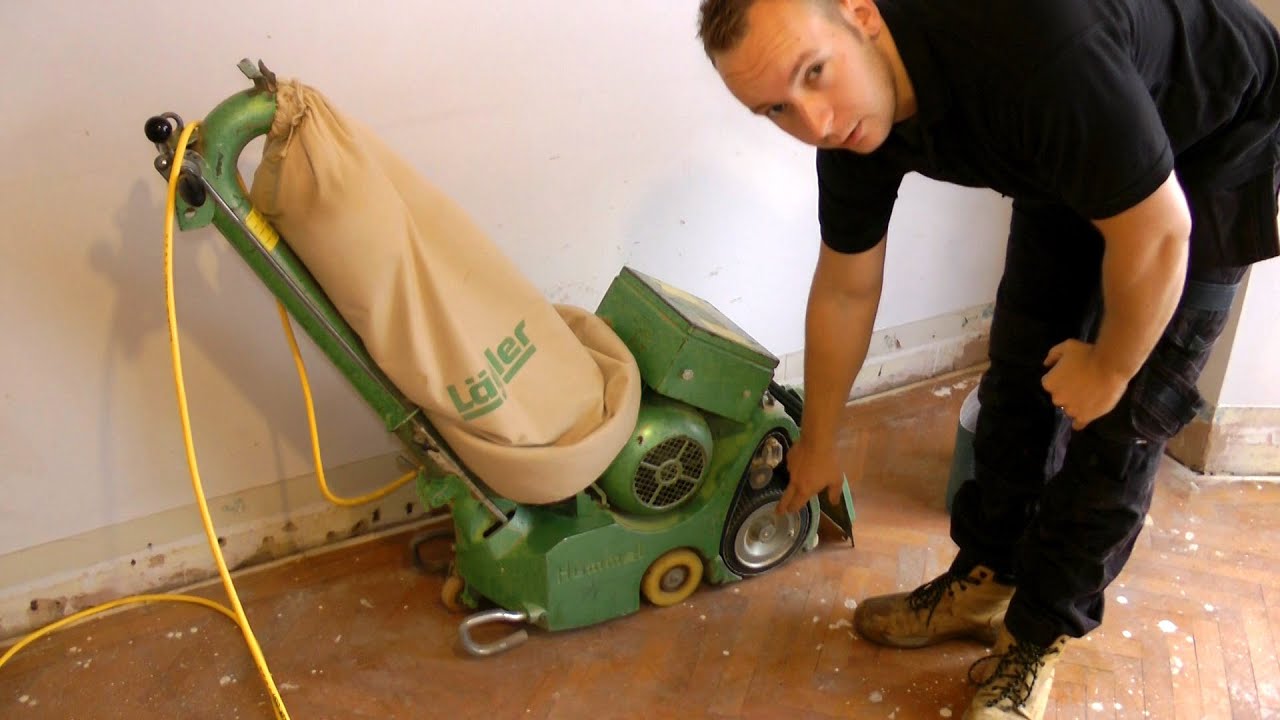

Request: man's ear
left=839, top=0, right=883, bottom=36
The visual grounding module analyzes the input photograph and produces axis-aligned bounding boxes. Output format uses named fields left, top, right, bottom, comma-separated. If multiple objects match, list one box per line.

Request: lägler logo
left=446, top=320, right=536, bottom=420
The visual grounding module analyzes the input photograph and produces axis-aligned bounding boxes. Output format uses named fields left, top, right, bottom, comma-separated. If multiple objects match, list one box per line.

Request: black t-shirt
left=819, top=0, right=1280, bottom=267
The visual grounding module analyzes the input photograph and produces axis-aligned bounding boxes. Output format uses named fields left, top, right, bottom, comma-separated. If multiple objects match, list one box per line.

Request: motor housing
left=596, top=396, right=713, bottom=516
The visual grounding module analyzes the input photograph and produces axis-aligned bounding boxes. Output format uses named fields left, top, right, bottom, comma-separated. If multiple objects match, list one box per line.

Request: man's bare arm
left=778, top=236, right=887, bottom=513
left=1042, top=171, right=1191, bottom=428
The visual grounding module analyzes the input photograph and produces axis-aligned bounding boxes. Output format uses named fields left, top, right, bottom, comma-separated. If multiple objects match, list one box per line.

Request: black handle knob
left=144, top=116, right=173, bottom=144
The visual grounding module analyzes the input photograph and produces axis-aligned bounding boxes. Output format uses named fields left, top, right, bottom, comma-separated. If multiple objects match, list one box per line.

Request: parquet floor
left=2, top=367, right=1277, bottom=719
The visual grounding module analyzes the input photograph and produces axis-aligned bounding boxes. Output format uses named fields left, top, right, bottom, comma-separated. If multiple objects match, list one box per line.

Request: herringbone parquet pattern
left=1, top=368, right=1276, bottom=719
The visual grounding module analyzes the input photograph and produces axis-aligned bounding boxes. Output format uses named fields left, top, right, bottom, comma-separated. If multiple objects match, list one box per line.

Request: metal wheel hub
left=734, top=502, right=800, bottom=571
left=661, top=565, right=689, bottom=592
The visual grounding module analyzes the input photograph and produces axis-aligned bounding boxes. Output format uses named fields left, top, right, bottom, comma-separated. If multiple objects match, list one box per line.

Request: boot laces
left=967, top=638, right=1061, bottom=714
left=905, top=571, right=982, bottom=624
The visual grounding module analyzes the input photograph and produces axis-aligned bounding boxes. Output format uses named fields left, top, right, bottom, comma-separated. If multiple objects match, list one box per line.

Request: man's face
left=713, top=0, right=898, bottom=153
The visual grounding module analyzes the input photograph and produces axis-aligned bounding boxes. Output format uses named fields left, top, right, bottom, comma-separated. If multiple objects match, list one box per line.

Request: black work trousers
left=947, top=200, right=1245, bottom=647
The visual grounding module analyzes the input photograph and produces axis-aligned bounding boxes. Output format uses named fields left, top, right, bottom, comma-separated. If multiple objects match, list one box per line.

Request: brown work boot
left=853, top=565, right=1013, bottom=648
left=963, top=624, right=1068, bottom=719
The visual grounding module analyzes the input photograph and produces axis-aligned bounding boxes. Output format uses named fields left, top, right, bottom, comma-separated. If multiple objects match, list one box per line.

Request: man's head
left=698, top=0, right=910, bottom=153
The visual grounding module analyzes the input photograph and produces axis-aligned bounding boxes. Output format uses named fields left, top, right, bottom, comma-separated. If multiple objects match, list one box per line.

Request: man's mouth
left=843, top=121, right=863, bottom=148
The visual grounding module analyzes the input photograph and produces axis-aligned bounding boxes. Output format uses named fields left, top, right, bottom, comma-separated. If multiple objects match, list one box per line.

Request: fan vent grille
left=634, top=436, right=707, bottom=510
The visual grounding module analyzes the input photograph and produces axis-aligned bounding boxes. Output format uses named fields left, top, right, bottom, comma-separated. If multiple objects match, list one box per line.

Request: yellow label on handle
left=246, top=209, right=280, bottom=252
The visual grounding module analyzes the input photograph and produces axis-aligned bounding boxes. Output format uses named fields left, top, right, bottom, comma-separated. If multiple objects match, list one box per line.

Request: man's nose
left=796, top=98, right=833, bottom=144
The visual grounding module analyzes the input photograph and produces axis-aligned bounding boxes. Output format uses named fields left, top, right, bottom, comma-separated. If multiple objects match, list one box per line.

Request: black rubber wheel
left=720, top=487, right=811, bottom=577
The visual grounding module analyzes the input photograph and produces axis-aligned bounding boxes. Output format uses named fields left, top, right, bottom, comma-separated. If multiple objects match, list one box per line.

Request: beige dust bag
left=249, top=79, right=640, bottom=504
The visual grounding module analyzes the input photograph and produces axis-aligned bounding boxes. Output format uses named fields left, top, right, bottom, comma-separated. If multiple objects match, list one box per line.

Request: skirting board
left=0, top=452, right=440, bottom=643
left=1166, top=406, right=1280, bottom=476
left=0, top=303, right=995, bottom=645
left=774, top=302, right=994, bottom=400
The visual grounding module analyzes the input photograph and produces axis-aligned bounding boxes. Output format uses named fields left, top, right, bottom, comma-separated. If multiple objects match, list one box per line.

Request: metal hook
left=237, top=58, right=279, bottom=94
left=458, top=609, right=530, bottom=657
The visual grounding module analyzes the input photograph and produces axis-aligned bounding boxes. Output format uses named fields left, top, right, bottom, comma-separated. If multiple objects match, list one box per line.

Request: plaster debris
left=334, top=635, right=343, bottom=644
left=1116, top=596, right=1129, bottom=605
left=1185, top=531, right=1195, bottom=540
left=940, top=708, right=953, bottom=717
left=829, top=619, right=852, bottom=630
left=869, top=691, right=884, bottom=703
left=190, top=627, right=199, bottom=634
left=220, top=675, right=235, bottom=687
left=723, top=650, right=730, bottom=656
left=813, top=616, right=820, bottom=624
left=1091, top=702, right=1105, bottom=711
left=279, top=683, right=300, bottom=691
left=1123, top=630, right=1133, bottom=638
left=1204, top=603, right=1215, bottom=612
left=844, top=598, right=858, bottom=610
left=68, top=646, right=81, bottom=654
left=933, top=387, right=954, bottom=398
left=1158, top=620, right=1178, bottom=634
left=359, top=598, right=374, bottom=609
left=18, top=695, right=29, bottom=704
left=1171, top=656, right=1184, bottom=676
left=701, top=615, right=707, bottom=621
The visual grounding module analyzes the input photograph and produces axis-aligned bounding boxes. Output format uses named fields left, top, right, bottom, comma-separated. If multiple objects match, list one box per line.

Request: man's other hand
left=1042, top=339, right=1131, bottom=430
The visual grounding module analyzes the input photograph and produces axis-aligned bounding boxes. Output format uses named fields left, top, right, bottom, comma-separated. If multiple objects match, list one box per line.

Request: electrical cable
left=1, top=118, right=424, bottom=719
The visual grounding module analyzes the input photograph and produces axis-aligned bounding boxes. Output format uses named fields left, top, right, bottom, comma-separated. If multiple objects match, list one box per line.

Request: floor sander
left=142, top=59, right=856, bottom=658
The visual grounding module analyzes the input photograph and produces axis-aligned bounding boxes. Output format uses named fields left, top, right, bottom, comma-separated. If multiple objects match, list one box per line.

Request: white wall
left=1215, top=258, right=1280, bottom=408
left=0, top=2, right=1008, bottom=559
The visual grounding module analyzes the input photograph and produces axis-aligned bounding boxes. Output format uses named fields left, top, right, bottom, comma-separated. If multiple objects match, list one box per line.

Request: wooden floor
left=3, top=368, right=1278, bottom=719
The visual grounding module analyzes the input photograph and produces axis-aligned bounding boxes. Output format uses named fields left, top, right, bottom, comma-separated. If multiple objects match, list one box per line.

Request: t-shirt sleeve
left=816, top=148, right=905, bottom=254
left=1020, top=27, right=1174, bottom=220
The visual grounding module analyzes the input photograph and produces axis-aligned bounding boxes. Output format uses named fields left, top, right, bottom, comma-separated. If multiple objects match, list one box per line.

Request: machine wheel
left=721, top=487, right=811, bottom=577
left=641, top=548, right=704, bottom=607
left=441, top=574, right=466, bottom=613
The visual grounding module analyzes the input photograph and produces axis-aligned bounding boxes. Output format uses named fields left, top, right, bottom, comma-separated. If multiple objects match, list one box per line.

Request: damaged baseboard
left=1167, top=405, right=1280, bottom=476
left=775, top=303, right=993, bottom=399
left=0, top=452, right=439, bottom=644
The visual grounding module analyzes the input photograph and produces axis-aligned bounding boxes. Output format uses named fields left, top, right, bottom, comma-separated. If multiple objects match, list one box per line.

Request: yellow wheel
left=441, top=574, right=465, bottom=613
left=641, top=548, right=704, bottom=607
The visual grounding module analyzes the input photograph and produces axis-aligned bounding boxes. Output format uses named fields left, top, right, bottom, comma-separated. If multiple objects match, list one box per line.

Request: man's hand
left=778, top=438, right=845, bottom=514
left=1042, top=339, right=1131, bottom=430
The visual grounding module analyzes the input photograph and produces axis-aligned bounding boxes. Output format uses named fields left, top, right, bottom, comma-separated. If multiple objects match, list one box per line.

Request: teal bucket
left=945, top=384, right=981, bottom=513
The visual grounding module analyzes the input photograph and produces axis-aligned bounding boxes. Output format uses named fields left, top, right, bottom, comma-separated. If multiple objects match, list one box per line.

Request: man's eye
left=766, top=103, right=788, bottom=118
left=807, top=63, right=824, bottom=82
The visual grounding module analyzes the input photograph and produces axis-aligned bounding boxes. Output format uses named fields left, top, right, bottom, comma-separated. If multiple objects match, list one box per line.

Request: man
left=698, top=0, right=1280, bottom=717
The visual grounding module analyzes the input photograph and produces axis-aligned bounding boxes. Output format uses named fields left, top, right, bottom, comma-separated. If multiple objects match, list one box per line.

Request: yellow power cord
left=0, top=120, right=423, bottom=718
